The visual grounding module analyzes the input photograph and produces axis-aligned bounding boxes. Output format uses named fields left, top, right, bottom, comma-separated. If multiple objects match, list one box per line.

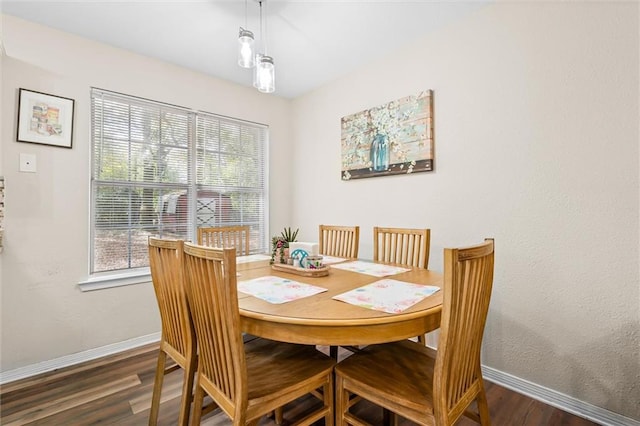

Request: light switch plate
left=19, top=153, right=37, bottom=173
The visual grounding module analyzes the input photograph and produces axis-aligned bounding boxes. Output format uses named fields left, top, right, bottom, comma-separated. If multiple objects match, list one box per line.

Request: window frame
left=80, top=88, right=269, bottom=291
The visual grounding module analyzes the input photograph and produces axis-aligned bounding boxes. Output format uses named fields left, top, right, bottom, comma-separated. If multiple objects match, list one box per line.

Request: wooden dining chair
left=197, top=225, right=282, bottom=420
left=148, top=238, right=197, bottom=426
left=318, top=224, right=360, bottom=358
left=373, top=226, right=431, bottom=344
left=373, top=226, right=431, bottom=269
left=182, top=242, right=336, bottom=426
left=197, top=225, right=251, bottom=255
left=319, top=225, right=360, bottom=258
left=335, top=239, right=495, bottom=426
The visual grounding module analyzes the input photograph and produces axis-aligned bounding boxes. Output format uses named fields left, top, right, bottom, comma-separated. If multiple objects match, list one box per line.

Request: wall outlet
left=19, top=153, right=37, bottom=173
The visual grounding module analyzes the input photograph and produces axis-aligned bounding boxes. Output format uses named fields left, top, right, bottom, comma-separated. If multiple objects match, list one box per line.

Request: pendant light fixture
left=252, top=0, right=275, bottom=94
left=237, top=0, right=255, bottom=68
left=254, top=0, right=276, bottom=93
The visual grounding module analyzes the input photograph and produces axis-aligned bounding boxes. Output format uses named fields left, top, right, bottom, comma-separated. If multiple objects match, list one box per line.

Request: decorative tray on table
left=271, top=263, right=330, bottom=277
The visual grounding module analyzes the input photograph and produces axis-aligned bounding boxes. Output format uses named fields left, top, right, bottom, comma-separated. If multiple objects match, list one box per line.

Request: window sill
left=78, top=268, right=151, bottom=292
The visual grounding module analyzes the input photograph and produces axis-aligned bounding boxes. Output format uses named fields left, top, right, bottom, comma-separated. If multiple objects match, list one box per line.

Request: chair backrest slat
left=319, top=225, right=360, bottom=258
left=434, top=239, right=494, bottom=421
left=373, top=227, right=430, bottom=269
left=183, top=243, right=247, bottom=414
left=197, top=225, right=251, bottom=256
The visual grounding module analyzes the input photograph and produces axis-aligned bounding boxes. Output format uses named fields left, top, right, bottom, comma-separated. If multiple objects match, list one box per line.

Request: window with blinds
left=91, top=88, right=268, bottom=275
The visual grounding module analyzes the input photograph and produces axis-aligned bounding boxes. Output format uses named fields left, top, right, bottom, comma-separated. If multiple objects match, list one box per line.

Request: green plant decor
left=270, top=227, right=299, bottom=264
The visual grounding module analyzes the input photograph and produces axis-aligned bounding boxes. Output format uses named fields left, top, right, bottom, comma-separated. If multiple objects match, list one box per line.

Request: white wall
left=290, top=2, right=639, bottom=420
left=0, top=15, right=293, bottom=371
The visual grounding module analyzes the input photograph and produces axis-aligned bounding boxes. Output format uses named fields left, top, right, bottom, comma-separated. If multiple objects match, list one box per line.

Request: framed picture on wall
left=17, top=88, right=75, bottom=149
left=340, top=90, right=434, bottom=180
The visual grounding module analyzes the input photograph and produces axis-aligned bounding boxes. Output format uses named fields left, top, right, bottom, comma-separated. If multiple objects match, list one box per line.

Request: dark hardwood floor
left=0, top=343, right=601, bottom=425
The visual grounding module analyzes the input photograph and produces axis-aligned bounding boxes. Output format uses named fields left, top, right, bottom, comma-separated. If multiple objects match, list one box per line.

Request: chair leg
left=417, top=334, right=426, bottom=345
left=190, top=377, right=205, bottom=426
left=274, top=407, right=284, bottom=425
left=383, top=408, right=389, bottom=425
left=330, top=345, right=339, bottom=359
left=477, top=384, right=491, bottom=426
left=335, top=375, right=346, bottom=426
left=149, top=350, right=167, bottom=425
left=178, top=353, right=197, bottom=426
left=383, top=408, right=397, bottom=426
left=325, top=374, right=335, bottom=426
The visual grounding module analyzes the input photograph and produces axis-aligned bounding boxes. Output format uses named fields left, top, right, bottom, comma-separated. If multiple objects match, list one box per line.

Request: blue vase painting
left=340, top=90, right=434, bottom=180
left=370, top=133, right=389, bottom=172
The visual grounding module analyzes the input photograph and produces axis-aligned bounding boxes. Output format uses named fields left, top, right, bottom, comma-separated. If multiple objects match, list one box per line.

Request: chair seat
left=335, top=340, right=437, bottom=415
left=246, top=338, right=335, bottom=403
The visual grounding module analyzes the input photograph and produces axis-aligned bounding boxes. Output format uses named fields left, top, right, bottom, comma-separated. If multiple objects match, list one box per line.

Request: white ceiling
left=1, top=0, right=489, bottom=99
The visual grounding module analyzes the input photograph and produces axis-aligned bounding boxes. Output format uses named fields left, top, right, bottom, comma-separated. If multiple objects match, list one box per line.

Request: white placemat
left=236, top=254, right=271, bottom=264
left=238, top=276, right=327, bottom=304
left=320, top=255, right=348, bottom=265
left=330, top=260, right=410, bottom=277
left=333, top=279, right=440, bottom=313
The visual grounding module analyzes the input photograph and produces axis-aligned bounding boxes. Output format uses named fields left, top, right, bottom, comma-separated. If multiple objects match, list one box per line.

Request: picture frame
left=341, top=90, right=434, bottom=180
left=17, top=88, right=75, bottom=149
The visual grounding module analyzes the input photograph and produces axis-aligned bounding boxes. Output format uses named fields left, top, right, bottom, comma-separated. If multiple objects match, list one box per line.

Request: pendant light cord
left=258, top=1, right=267, bottom=56
left=263, top=1, right=268, bottom=56
left=244, top=0, right=247, bottom=28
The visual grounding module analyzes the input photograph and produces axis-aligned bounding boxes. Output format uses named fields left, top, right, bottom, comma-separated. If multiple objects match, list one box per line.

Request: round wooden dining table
left=236, top=259, right=443, bottom=346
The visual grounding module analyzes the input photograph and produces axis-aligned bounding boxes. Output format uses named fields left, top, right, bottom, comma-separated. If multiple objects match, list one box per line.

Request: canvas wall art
left=341, top=90, right=433, bottom=180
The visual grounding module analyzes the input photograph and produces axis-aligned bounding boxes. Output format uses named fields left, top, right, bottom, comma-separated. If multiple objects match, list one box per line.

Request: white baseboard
left=1, top=335, right=637, bottom=426
left=0, top=332, right=160, bottom=385
left=482, top=365, right=640, bottom=426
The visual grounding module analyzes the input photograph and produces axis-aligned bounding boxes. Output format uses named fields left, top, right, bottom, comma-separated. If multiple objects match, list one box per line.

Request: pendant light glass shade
left=237, top=27, right=255, bottom=68
left=256, top=55, right=275, bottom=93
left=253, top=53, right=263, bottom=88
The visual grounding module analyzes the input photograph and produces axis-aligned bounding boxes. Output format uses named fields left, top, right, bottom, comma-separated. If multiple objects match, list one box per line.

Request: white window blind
left=90, top=88, right=268, bottom=275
